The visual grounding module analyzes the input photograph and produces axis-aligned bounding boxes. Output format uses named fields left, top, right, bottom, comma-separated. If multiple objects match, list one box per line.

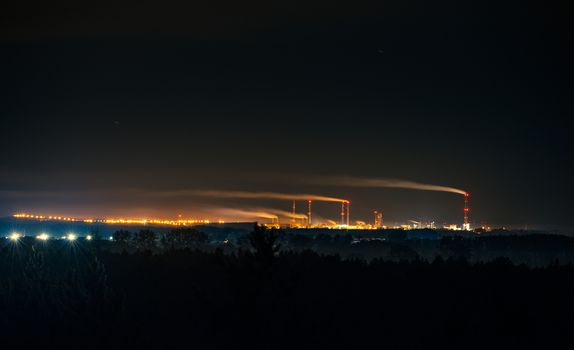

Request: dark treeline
left=1, top=226, right=574, bottom=349
left=98, top=227, right=574, bottom=266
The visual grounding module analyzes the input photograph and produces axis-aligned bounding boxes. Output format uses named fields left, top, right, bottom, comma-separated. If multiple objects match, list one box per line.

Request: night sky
left=1, top=0, right=573, bottom=228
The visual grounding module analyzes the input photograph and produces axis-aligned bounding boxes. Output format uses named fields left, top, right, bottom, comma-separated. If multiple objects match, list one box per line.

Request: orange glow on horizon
left=13, top=213, right=218, bottom=226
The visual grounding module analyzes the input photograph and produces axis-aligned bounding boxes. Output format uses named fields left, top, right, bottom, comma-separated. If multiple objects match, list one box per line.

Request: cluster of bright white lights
left=4, top=233, right=97, bottom=241
left=8, top=233, right=22, bottom=241
left=36, top=233, right=50, bottom=241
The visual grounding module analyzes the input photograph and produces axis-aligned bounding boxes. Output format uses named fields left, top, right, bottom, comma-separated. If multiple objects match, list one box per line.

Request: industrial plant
left=10, top=191, right=473, bottom=232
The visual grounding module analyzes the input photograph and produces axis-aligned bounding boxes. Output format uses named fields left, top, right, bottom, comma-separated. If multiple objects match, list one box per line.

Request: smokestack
left=308, top=200, right=313, bottom=227
left=374, top=211, right=383, bottom=229
left=463, top=193, right=470, bottom=230
left=347, top=201, right=350, bottom=227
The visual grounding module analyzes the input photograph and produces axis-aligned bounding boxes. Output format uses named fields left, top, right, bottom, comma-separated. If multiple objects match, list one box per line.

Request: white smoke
left=304, top=176, right=467, bottom=195
left=148, top=189, right=348, bottom=202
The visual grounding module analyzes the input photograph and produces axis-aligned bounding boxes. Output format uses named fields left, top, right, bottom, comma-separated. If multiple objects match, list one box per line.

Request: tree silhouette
left=113, top=230, right=132, bottom=243
left=248, top=225, right=280, bottom=269
left=134, top=230, right=156, bottom=251
left=440, top=236, right=472, bottom=260
left=288, top=234, right=312, bottom=250
left=162, top=228, right=208, bottom=250
left=2, top=231, right=574, bottom=349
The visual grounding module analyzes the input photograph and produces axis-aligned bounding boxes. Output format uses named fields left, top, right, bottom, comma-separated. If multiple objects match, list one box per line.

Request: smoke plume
left=213, top=208, right=278, bottom=220
left=263, top=208, right=308, bottom=220
left=325, top=220, right=338, bottom=226
left=304, top=176, right=467, bottom=195
left=150, top=190, right=347, bottom=203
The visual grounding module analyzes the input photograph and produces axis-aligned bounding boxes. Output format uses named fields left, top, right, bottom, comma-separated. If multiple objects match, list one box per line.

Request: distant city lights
left=36, top=233, right=50, bottom=241
left=13, top=213, right=215, bottom=226
left=11, top=211, right=478, bottom=232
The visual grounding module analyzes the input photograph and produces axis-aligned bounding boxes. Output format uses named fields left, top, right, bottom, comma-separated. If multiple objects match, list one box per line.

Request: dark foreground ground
left=1, top=229, right=574, bottom=349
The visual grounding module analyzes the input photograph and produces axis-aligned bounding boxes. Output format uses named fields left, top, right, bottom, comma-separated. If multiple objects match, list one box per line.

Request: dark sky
left=1, top=0, right=573, bottom=228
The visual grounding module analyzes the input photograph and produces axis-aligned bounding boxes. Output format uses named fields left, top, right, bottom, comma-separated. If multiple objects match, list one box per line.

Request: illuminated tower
left=308, top=200, right=313, bottom=227
left=374, top=211, right=383, bottom=229
left=463, top=193, right=471, bottom=231
left=341, top=202, right=345, bottom=227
